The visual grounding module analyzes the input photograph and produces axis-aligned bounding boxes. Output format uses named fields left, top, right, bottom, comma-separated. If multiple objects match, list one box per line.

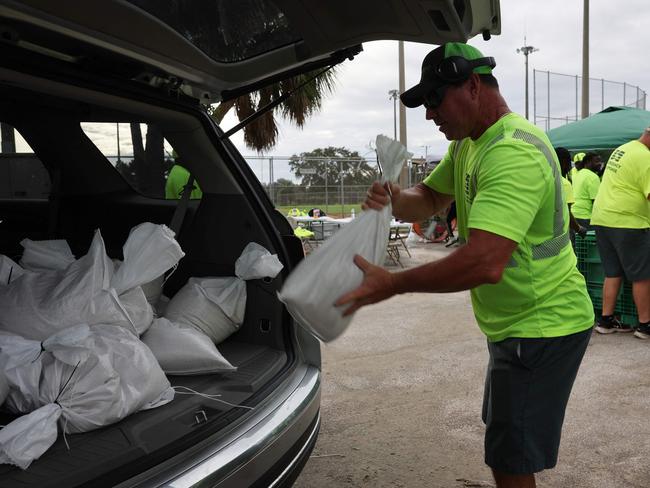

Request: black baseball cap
left=400, top=42, right=495, bottom=108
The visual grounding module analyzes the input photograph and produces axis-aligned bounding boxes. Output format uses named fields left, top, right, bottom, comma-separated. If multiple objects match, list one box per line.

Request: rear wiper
left=219, top=65, right=335, bottom=140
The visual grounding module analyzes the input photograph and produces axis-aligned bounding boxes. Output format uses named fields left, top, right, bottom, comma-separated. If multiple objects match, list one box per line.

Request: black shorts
left=482, top=327, right=592, bottom=474
left=594, top=226, right=650, bottom=281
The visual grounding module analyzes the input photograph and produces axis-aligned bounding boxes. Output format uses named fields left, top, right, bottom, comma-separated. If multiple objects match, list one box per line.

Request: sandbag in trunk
left=278, top=135, right=410, bottom=342
left=111, top=222, right=185, bottom=302
left=0, top=324, right=173, bottom=469
left=0, top=255, right=25, bottom=286
left=164, top=242, right=283, bottom=344
left=142, top=318, right=236, bottom=375
left=19, top=239, right=75, bottom=272
left=0, top=230, right=135, bottom=340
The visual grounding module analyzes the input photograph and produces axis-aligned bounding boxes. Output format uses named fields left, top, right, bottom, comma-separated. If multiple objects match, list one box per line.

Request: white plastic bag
left=165, top=243, right=283, bottom=344
left=0, top=369, right=8, bottom=406
left=0, top=255, right=26, bottom=285
left=278, top=135, right=409, bottom=342
left=20, top=239, right=75, bottom=272
left=142, top=318, right=236, bottom=375
left=0, top=325, right=172, bottom=469
left=0, top=230, right=135, bottom=340
left=118, top=286, right=154, bottom=336
left=111, top=222, right=185, bottom=295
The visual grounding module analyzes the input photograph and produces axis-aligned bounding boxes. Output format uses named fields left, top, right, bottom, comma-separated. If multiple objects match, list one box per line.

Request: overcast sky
left=223, top=0, right=650, bottom=166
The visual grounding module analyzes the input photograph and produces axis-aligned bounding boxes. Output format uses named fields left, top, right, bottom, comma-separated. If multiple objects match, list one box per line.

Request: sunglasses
left=423, top=85, right=450, bottom=110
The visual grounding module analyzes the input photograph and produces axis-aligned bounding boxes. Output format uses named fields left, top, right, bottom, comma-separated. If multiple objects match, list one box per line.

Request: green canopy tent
left=547, top=106, right=650, bottom=151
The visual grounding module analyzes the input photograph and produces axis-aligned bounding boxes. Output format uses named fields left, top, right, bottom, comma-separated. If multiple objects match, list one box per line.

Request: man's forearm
left=568, top=205, right=581, bottom=232
left=391, top=238, right=507, bottom=294
left=392, top=183, right=454, bottom=222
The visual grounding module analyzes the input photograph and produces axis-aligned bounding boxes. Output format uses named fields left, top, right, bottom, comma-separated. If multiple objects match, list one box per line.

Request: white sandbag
left=0, top=404, right=61, bottom=470
left=0, top=255, right=26, bottom=285
left=111, top=223, right=184, bottom=295
left=165, top=277, right=244, bottom=344
left=0, top=369, right=8, bottom=406
left=0, top=230, right=135, bottom=340
left=235, top=242, right=284, bottom=280
left=278, top=135, right=409, bottom=342
left=142, top=318, right=236, bottom=375
left=141, top=274, right=165, bottom=307
left=19, top=239, right=75, bottom=272
left=0, top=325, right=172, bottom=469
left=165, top=243, right=282, bottom=344
left=113, top=257, right=162, bottom=317
left=118, top=286, right=154, bottom=336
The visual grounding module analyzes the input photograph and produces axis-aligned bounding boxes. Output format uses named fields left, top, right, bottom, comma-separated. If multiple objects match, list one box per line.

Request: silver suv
left=0, top=1, right=500, bottom=486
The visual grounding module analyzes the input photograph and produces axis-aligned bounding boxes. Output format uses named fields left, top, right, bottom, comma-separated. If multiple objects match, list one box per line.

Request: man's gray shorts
left=482, top=328, right=592, bottom=474
left=594, top=226, right=650, bottom=281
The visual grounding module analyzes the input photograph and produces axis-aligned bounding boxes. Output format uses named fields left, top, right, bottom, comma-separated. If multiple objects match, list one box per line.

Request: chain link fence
left=243, top=155, right=430, bottom=216
left=533, top=69, right=647, bottom=131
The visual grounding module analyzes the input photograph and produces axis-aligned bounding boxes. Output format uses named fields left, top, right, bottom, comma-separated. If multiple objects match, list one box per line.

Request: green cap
left=401, top=42, right=495, bottom=108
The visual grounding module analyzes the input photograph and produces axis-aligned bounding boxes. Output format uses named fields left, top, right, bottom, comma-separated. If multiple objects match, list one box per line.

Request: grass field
left=276, top=203, right=362, bottom=219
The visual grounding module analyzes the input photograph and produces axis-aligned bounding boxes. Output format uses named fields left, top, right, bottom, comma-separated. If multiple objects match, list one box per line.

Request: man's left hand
left=335, top=255, right=398, bottom=316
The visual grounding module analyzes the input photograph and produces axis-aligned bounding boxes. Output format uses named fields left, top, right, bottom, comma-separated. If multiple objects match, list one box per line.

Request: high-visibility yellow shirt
left=562, top=176, right=575, bottom=205
left=591, top=140, right=650, bottom=228
left=424, top=113, right=593, bottom=342
left=165, top=164, right=202, bottom=199
left=571, top=168, right=600, bottom=219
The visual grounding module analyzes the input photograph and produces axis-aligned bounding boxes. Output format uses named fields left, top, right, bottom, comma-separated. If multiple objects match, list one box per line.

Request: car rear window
left=126, top=0, right=301, bottom=63
left=81, top=122, right=201, bottom=200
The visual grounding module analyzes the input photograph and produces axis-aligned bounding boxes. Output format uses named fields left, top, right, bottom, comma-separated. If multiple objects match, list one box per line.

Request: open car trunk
left=0, top=54, right=306, bottom=487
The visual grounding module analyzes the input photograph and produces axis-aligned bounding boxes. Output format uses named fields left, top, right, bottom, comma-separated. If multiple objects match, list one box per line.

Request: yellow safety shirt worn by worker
left=165, top=164, right=203, bottom=199
left=562, top=176, right=575, bottom=205
left=571, top=168, right=600, bottom=219
left=424, top=112, right=593, bottom=343
left=591, top=140, right=650, bottom=228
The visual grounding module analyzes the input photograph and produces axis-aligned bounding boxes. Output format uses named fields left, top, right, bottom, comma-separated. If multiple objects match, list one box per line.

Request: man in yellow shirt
left=336, top=43, right=593, bottom=488
left=556, top=147, right=587, bottom=239
left=568, top=152, right=585, bottom=183
left=591, top=129, right=650, bottom=337
left=571, top=152, right=602, bottom=229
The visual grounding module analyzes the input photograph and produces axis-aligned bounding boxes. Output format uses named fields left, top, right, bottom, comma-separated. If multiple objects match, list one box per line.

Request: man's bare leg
left=602, top=276, right=623, bottom=316
left=492, top=470, right=536, bottom=488
left=632, top=279, right=650, bottom=323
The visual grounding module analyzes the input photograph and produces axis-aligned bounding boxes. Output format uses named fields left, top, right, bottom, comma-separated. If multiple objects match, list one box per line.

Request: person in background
left=555, top=147, right=587, bottom=240
left=591, top=129, right=650, bottom=336
left=568, top=152, right=585, bottom=183
left=337, top=42, right=594, bottom=488
left=571, top=152, right=602, bottom=229
left=165, top=152, right=203, bottom=199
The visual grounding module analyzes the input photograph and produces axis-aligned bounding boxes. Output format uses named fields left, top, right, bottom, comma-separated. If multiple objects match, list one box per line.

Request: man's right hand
left=362, top=181, right=401, bottom=211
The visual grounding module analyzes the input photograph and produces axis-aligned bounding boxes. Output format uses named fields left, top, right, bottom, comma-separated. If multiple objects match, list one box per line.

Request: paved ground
left=294, top=240, right=650, bottom=488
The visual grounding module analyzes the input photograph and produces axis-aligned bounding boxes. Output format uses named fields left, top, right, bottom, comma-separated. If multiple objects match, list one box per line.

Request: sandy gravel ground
left=294, top=240, right=650, bottom=488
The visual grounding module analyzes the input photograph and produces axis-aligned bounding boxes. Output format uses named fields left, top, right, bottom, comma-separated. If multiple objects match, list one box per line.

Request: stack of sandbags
left=142, top=242, right=283, bottom=375
left=0, top=325, right=173, bottom=469
left=0, top=223, right=185, bottom=340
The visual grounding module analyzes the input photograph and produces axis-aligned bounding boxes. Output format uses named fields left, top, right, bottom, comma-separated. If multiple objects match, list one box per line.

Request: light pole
left=516, top=39, right=539, bottom=120
left=388, top=89, right=399, bottom=140
left=581, top=0, right=590, bottom=118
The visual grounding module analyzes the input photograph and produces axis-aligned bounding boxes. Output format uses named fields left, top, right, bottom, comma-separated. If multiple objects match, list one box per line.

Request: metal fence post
left=546, top=71, right=550, bottom=131
left=269, top=157, right=274, bottom=203
left=339, top=160, right=344, bottom=216
left=324, top=161, right=329, bottom=213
